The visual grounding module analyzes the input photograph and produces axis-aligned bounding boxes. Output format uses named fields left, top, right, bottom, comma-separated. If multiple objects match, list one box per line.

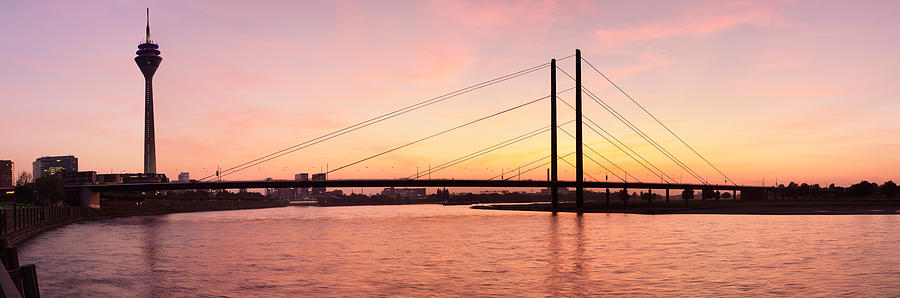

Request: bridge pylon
left=550, top=58, right=558, bottom=209
left=575, top=49, right=584, bottom=209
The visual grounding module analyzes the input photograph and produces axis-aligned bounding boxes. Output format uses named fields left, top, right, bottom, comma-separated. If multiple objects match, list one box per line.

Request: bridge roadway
left=67, top=179, right=771, bottom=193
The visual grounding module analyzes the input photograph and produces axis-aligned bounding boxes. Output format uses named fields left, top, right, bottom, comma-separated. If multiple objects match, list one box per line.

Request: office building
left=0, top=160, right=13, bottom=187
left=33, top=155, right=78, bottom=179
left=295, top=173, right=309, bottom=199
left=311, top=173, right=326, bottom=197
left=178, top=172, right=190, bottom=183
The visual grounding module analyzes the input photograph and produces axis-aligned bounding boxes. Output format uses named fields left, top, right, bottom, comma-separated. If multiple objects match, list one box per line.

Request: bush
left=35, top=175, right=65, bottom=203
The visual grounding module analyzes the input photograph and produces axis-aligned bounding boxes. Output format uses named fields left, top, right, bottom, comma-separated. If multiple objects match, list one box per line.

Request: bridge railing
left=0, top=206, right=85, bottom=245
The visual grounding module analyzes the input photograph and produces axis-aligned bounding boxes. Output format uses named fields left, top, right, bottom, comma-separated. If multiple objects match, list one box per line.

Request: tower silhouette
left=135, top=8, right=161, bottom=174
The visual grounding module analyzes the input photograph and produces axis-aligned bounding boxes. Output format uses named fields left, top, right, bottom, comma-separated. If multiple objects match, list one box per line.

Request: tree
left=15, top=171, right=32, bottom=186
left=849, top=181, right=876, bottom=197
left=882, top=181, right=898, bottom=198
left=34, top=175, right=65, bottom=203
left=721, top=192, right=732, bottom=199
left=682, top=189, right=694, bottom=203
left=702, top=188, right=715, bottom=200
left=14, top=183, right=36, bottom=203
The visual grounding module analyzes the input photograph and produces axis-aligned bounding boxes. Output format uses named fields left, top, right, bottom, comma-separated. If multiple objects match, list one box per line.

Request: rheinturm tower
left=135, top=8, right=161, bottom=174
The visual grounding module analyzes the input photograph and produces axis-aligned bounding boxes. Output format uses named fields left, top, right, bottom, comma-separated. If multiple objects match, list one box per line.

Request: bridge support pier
left=79, top=187, right=100, bottom=209
left=666, top=189, right=670, bottom=204
left=733, top=189, right=737, bottom=200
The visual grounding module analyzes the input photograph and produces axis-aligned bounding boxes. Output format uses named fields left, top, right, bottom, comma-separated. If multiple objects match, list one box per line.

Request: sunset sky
left=2, top=0, right=899, bottom=187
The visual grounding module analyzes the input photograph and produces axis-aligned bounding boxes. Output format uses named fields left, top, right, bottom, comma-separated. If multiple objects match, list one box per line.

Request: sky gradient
left=2, top=0, right=899, bottom=187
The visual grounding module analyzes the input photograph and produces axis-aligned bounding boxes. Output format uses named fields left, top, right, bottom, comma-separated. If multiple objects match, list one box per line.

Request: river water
left=18, top=205, right=900, bottom=297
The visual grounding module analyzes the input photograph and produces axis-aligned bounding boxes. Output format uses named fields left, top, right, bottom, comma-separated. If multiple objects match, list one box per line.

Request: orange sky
left=2, top=0, right=899, bottom=187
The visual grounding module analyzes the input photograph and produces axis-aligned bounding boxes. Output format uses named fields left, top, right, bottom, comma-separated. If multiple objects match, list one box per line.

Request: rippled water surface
left=18, top=205, right=900, bottom=297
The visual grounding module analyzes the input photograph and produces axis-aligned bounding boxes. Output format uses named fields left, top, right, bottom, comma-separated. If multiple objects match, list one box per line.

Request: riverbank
left=84, top=199, right=288, bottom=220
left=1, top=200, right=288, bottom=247
left=473, top=199, right=900, bottom=215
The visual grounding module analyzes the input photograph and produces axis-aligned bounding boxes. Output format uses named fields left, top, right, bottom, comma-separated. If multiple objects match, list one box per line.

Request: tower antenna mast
left=146, top=8, right=150, bottom=43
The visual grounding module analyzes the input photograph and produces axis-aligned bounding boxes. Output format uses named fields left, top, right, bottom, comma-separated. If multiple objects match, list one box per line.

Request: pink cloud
left=594, top=10, right=764, bottom=45
left=427, top=0, right=565, bottom=36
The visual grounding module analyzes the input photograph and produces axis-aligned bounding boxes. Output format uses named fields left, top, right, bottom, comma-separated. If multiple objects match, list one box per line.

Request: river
left=18, top=205, right=900, bottom=296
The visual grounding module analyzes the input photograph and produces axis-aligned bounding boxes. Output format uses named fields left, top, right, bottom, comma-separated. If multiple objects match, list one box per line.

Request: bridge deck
left=70, top=179, right=771, bottom=192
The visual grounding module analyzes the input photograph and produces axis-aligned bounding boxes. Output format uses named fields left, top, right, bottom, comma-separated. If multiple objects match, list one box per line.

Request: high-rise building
left=0, top=160, right=13, bottom=187
left=311, top=173, right=326, bottom=197
left=135, top=8, right=162, bottom=174
left=178, top=172, right=190, bottom=183
left=295, top=173, right=309, bottom=199
left=33, top=156, right=78, bottom=179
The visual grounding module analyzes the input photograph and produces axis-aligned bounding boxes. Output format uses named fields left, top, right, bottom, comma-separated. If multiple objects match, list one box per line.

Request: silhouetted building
left=178, top=172, right=190, bottom=183
left=0, top=160, right=12, bottom=187
left=381, top=187, right=426, bottom=200
left=33, top=155, right=78, bottom=179
left=311, top=173, right=326, bottom=197
left=60, top=171, right=97, bottom=186
left=263, top=177, right=295, bottom=200
left=97, top=174, right=123, bottom=184
left=295, top=173, right=309, bottom=199
left=135, top=9, right=162, bottom=174
left=121, top=173, right=168, bottom=183
left=96, top=173, right=167, bottom=184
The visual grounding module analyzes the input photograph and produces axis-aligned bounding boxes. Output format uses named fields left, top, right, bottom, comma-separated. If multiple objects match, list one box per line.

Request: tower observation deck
left=135, top=8, right=161, bottom=174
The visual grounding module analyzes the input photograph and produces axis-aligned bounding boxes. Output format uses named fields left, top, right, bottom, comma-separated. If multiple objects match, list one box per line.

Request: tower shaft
left=144, top=79, right=156, bottom=174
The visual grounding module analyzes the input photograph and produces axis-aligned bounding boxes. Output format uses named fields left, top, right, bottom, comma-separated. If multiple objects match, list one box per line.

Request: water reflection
left=545, top=213, right=562, bottom=296
left=140, top=217, right=161, bottom=271
left=16, top=205, right=900, bottom=297
left=572, top=213, right=586, bottom=296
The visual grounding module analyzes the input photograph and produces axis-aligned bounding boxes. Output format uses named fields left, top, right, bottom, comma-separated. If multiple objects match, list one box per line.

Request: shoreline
left=472, top=199, right=900, bottom=215
left=81, top=203, right=287, bottom=221
left=9, top=201, right=288, bottom=246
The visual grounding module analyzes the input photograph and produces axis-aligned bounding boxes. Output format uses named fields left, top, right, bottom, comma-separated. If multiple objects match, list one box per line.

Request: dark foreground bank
left=474, top=199, right=900, bottom=215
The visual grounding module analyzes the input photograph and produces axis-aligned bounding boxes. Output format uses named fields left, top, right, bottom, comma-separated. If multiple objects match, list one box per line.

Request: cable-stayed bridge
left=71, top=49, right=773, bottom=208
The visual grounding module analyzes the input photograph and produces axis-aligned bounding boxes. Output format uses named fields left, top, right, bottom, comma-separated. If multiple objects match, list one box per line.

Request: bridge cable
left=326, top=88, right=573, bottom=175
left=408, top=125, right=549, bottom=179
left=581, top=57, right=736, bottom=186
left=557, top=126, right=632, bottom=183
left=557, top=66, right=706, bottom=184
left=200, top=55, right=574, bottom=181
left=583, top=88, right=708, bottom=184
left=490, top=144, right=613, bottom=183
left=557, top=96, right=675, bottom=183
left=488, top=151, right=575, bottom=180
left=408, top=119, right=576, bottom=180
left=558, top=66, right=695, bottom=183
left=559, top=158, right=600, bottom=182
left=205, top=62, right=551, bottom=181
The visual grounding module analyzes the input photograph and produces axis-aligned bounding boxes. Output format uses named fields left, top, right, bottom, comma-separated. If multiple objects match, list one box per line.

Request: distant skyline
left=2, top=1, right=899, bottom=186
